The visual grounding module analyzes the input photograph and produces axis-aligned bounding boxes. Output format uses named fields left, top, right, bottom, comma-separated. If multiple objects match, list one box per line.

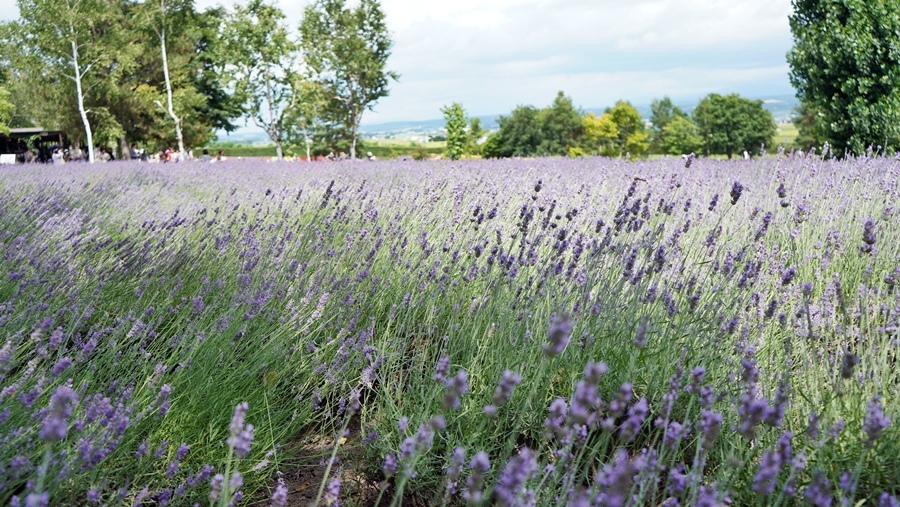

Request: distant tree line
left=0, top=0, right=397, bottom=160
left=443, top=91, right=777, bottom=160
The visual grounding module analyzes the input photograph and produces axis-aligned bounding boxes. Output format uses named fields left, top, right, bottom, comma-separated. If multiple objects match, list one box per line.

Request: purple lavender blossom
left=752, top=450, right=782, bottom=496
left=880, top=493, right=900, bottom=507
left=730, top=181, right=745, bottom=205
left=699, top=410, right=723, bottom=449
left=434, top=355, right=451, bottom=383
left=696, top=486, right=729, bottom=507
left=323, top=477, right=341, bottom=507
left=40, top=384, right=77, bottom=442
left=595, top=450, right=633, bottom=507
left=542, top=313, right=573, bottom=357
left=444, top=447, right=466, bottom=496
left=618, top=397, right=649, bottom=442
left=802, top=282, right=814, bottom=296
left=863, top=397, right=891, bottom=447
left=494, top=447, right=538, bottom=506
left=24, top=493, right=49, bottom=507
left=491, top=370, right=521, bottom=407
left=838, top=471, right=856, bottom=494
left=634, top=317, right=649, bottom=348
left=544, top=397, right=568, bottom=438
left=708, top=193, right=719, bottom=211
left=781, top=266, right=797, bottom=285
left=156, top=384, right=172, bottom=416
left=804, top=471, right=833, bottom=507
left=840, top=351, right=860, bottom=379
left=270, top=481, right=288, bottom=507
left=859, top=217, right=875, bottom=254
left=462, top=451, right=490, bottom=504
left=862, top=217, right=877, bottom=249
left=382, top=452, right=398, bottom=478
left=50, top=357, right=73, bottom=376
left=209, top=474, right=224, bottom=504
left=442, top=369, right=469, bottom=410
left=227, top=402, right=254, bottom=458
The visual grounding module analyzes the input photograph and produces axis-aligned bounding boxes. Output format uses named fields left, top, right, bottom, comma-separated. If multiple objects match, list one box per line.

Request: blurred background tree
left=788, top=0, right=900, bottom=155
left=0, top=86, right=12, bottom=135
left=693, top=93, right=776, bottom=158
left=300, top=0, right=398, bottom=159
left=441, top=102, right=467, bottom=160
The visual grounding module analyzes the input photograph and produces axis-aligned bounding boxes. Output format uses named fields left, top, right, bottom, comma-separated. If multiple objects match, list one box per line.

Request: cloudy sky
left=1, top=0, right=796, bottom=125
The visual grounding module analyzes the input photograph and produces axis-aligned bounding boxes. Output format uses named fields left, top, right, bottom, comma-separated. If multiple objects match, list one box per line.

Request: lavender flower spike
left=227, top=402, right=254, bottom=458
left=494, top=447, right=538, bottom=506
left=40, top=385, right=78, bottom=442
left=863, top=396, right=891, bottom=447
left=543, top=313, right=573, bottom=358
left=730, top=180, right=745, bottom=205
left=270, top=481, right=288, bottom=507
left=491, top=370, right=522, bottom=407
left=462, top=451, right=491, bottom=504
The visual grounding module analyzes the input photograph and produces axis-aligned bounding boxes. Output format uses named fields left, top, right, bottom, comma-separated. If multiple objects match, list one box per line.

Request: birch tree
left=13, top=0, right=116, bottom=163
left=142, top=0, right=191, bottom=159
left=222, top=0, right=298, bottom=160
left=300, top=0, right=398, bottom=159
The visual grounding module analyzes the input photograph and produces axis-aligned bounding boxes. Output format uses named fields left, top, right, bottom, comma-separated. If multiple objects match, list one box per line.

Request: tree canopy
left=221, top=0, right=298, bottom=159
left=299, top=0, right=398, bottom=159
left=788, top=0, right=900, bottom=155
left=0, top=85, right=13, bottom=135
left=442, top=102, right=467, bottom=160
left=693, top=93, right=776, bottom=159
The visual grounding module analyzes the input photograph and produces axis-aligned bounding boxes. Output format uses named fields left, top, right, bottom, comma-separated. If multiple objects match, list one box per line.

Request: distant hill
left=216, top=94, right=799, bottom=143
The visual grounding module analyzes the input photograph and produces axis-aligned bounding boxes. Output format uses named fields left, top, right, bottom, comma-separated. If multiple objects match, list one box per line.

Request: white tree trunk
left=263, top=65, right=283, bottom=160
left=349, top=107, right=362, bottom=159
left=71, top=39, right=94, bottom=164
left=304, top=127, right=311, bottom=161
left=159, top=19, right=185, bottom=159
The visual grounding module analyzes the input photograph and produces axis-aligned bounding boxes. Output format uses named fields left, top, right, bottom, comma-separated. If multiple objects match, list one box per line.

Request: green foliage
left=581, top=112, right=618, bottom=156
left=485, top=92, right=583, bottom=158
left=0, top=85, right=12, bottom=135
left=299, top=0, right=398, bottom=159
left=788, top=0, right=900, bottom=155
left=650, top=96, right=687, bottom=152
left=659, top=115, right=703, bottom=156
left=0, top=0, right=242, bottom=152
left=221, top=0, right=298, bottom=159
left=481, top=131, right=503, bottom=158
left=693, top=93, right=776, bottom=158
left=537, top=91, right=583, bottom=156
left=604, top=101, right=649, bottom=158
left=791, top=102, right=829, bottom=152
left=466, top=117, right=485, bottom=156
left=441, top=102, right=467, bottom=160
left=491, top=105, right=543, bottom=157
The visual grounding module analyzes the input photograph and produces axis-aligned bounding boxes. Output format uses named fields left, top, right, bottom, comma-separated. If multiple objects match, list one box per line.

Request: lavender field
left=0, top=153, right=898, bottom=507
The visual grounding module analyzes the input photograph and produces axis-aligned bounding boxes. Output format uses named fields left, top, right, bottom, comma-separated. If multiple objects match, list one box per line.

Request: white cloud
left=2, top=0, right=796, bottom=123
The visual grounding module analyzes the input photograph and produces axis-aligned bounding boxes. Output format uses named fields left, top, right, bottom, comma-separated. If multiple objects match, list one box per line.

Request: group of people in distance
left=13, top=144, right=232, bottom=164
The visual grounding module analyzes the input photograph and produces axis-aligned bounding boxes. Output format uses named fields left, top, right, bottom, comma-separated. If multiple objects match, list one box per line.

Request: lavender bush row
left=0, top=151, right=897, bottom=506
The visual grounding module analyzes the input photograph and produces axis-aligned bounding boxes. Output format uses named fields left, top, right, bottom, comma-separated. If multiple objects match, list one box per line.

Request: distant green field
left=775, top=123, right=798, bottom=146
left=204, top=139, right=446, bottom=160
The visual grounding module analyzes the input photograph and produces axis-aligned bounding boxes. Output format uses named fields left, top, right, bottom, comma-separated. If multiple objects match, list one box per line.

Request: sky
left=0, top=0, right=797, bottom=125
